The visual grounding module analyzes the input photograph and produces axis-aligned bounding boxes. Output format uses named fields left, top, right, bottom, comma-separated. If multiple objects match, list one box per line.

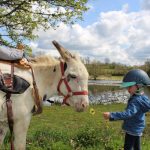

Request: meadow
left=2, top=104, right=150, bottom=150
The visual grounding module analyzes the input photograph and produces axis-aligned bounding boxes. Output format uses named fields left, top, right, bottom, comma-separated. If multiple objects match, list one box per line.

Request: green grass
left=2, top=104, right=150, bottom=150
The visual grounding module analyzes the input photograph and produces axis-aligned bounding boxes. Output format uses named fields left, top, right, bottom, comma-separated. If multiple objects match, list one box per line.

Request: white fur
left=0, top=54, right=89, bottom=149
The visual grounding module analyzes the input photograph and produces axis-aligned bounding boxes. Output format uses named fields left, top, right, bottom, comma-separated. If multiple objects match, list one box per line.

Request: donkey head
left=52, top=41, right=89, bottom=112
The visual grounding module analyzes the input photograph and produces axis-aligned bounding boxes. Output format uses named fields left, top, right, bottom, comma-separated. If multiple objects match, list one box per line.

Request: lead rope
left=28, top=64, right=42, bottom=115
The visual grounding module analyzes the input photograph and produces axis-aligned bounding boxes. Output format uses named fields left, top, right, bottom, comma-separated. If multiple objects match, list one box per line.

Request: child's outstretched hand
left=103, top=112, right=110, bottom=120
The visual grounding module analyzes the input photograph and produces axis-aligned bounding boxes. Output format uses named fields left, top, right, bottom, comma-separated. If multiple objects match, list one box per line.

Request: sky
left=30, top=0, right=150, bottom=66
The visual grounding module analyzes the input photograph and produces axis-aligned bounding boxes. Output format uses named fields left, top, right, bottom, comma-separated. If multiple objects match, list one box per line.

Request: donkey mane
left=31, top=52, right=82, bottom=67
left=31, top=54, right=59, bottom=66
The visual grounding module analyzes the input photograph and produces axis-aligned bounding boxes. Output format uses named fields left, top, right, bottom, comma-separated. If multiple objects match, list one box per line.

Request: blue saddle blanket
left=0, top=46, right=24, bottom=61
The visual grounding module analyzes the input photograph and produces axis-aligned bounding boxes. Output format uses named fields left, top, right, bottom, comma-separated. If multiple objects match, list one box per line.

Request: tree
left=144, top=59, right=150, bottom=76
left=89, top=60, right=102, bottom=80
left=0, top=0, right=88, bottom=47
left=85, top=56, right=90, bottom=64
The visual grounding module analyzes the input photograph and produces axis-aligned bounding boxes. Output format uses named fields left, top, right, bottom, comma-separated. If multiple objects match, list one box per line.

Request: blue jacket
left=110, top=94, right=150, bottom=136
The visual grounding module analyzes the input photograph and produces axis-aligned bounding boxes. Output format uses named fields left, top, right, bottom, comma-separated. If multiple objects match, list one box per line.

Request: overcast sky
left=30, top=0, right=150, bottom=66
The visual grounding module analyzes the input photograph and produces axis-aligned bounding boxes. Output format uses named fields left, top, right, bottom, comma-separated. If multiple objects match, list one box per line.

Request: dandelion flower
left=90, top=108, right=95, bottom=115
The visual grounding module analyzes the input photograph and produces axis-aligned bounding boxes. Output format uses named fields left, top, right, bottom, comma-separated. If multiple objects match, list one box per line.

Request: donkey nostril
left=82, top=103, right=85, bottom=108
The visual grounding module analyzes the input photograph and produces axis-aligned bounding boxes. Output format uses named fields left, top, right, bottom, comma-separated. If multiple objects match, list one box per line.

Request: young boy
left=103, top=69, right=150, bottom=150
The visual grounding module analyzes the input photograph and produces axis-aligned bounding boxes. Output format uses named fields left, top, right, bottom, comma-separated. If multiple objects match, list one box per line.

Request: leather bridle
left=57, top=61, right=88, bottom=105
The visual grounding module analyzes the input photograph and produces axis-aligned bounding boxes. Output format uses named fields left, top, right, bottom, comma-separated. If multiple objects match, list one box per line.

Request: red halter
left=57, top=61, right=88, bottom=105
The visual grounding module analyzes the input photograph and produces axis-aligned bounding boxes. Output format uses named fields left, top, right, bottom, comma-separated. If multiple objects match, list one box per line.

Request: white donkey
left=0, top=41, right=89, bottom=150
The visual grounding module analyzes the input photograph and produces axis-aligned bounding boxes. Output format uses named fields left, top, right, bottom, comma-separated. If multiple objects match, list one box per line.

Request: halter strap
left=57, top=61, right=88, bottom=105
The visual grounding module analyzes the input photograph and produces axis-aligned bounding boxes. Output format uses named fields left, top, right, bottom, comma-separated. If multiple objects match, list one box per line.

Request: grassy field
left=2, top=104, right=150, bottom=150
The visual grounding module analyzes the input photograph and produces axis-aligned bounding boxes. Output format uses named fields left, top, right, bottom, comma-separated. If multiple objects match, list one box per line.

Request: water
left=88, top=80, right=121, bottom=94
left=144, top=87, right=150, bottom=98
left=44, top=80, right=129, bottom=105
left=44, top=80, right=150, bottom=105
left=88, top=80, right=150, bottom=95
left=88, top=80, right=129, bottom=104
left=88, top=80, right=121, bottom=86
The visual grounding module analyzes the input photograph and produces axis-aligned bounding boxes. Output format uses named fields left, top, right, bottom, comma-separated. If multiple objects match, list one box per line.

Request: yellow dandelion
left=90, top=108, right=95, bottom=115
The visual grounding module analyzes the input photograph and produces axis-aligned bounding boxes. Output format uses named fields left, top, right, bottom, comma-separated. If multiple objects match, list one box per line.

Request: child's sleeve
left=109, top=101, right=140, bottom=121
left=140, top=97, right=150, bottom=112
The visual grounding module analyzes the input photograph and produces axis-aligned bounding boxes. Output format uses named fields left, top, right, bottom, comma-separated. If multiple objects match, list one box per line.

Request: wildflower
left=90, top=108, right=95, bottom=115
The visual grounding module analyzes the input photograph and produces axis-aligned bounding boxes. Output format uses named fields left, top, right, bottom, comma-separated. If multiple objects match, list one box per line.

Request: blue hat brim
left=120, top=82, right=136, bottom=88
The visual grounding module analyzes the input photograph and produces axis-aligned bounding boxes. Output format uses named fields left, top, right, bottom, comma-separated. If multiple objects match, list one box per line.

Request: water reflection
left=89, top=80, right=150, bottom=97
left=144, top=87, right=150, bottom=98
left=88, top=80, right=150, bottom=104
left=88, top=80, right=121, bottom=86
left=44, top=81, right=150, bottom=106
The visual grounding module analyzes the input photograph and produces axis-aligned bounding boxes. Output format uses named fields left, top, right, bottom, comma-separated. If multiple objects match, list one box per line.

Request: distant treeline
left=82, top=58, right=150, bottom=80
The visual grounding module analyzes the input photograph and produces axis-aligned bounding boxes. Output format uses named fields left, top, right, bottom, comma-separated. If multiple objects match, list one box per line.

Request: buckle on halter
left=61, top=76, right=65, bottom=79
left=68, top=92, right=72, bottom=96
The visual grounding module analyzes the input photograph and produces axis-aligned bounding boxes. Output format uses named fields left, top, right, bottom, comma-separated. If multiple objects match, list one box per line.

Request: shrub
left=51, top=141, right=71, bottom=150
left=26, top=130, right=69, bottom=149
left=73, top=125, right=101, bottom=148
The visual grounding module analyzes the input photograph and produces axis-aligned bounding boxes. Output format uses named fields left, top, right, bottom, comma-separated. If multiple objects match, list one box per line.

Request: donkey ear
left=52, top=40, right=73, bottom=61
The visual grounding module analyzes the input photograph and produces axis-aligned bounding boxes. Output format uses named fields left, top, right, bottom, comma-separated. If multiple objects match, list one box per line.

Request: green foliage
left=2, top=105, right=150, bottom=149
left=26, top=130, right=70, bottom=149
left=25, top=45, right=32, bottom=56
left=87, top=62, right=102, bottom=80
left=73, top=125, right=102, bottom=148
left=51, top=141, right=71, bottom=150
left=86, top=62, right=131, bottom=80
left=85, top=58, right=150, bottom=80
left=0, top=0, right=89, bottom=47
left=144, top=59, right=150, bottom=76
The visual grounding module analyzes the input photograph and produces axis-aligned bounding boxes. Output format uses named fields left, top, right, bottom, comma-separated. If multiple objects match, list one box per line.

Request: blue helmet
left=121, top=69, right=150, bottom=88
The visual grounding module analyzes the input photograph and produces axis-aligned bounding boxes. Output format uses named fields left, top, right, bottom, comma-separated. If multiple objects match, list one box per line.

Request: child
left=103, top=69, right=150, bottom=150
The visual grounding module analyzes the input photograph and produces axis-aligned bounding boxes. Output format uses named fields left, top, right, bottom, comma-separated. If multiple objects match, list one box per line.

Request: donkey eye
left=67, top=74, right=77, bottom=82
left=70, top=74, right=77, bottom=79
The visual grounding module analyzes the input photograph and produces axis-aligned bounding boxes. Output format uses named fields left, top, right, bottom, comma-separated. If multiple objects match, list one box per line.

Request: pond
left=88, top=80, right=150, bottom=95
left=88, top=80, right=150, bottom=105
left=88, top=80, right=150, bottom=94
left=88, top=80, right=121, bottom=86
left=44, top=80, right=150, bottom=105
left=88, top=80, right=121, bottom=94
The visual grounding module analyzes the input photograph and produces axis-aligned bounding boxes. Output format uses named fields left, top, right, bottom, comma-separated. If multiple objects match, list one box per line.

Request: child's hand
left=103, top=112, right=110, bottom=120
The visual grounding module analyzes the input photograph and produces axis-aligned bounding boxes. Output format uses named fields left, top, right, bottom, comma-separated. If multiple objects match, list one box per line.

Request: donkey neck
left=31, top=61, right=62, bottom=98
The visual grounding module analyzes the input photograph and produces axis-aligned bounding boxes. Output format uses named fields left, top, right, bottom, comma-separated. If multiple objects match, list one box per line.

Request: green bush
left=26, top=130, right=69, bottom=149
left=51, top=141, right=71, bottom=150
left=73, top=126, right=101, bottom=148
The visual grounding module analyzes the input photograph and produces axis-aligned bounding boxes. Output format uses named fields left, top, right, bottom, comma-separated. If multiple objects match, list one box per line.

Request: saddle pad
left=0, top=73, right=30, bottom=94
